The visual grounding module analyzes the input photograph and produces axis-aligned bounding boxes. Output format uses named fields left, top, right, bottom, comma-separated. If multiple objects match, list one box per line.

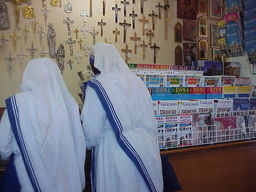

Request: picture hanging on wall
left=212, top=48, right=222, bottom=61
left=183, top=20, right=197, bottom=42
left=175, top=45, right=183, bottom=66
left=183, top=43, right=197, bottom=66
left=210, top=23, right=220, bottom=47
left=198, top=16, right=208, bottom=37
left=177, top=0, right=197, bottom=20
left=198, top=0, right=208, bottom=15
left=175, top=22, right=182, bottom=43
left=198, top=39, right=208, bottom=60
left=209, top=0, right=223, bottom=19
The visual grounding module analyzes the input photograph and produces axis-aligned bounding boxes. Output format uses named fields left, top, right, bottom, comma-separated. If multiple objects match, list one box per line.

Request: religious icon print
left=198, top=0, right=208, bottom=15
left=212, top=48, right=222, bottom=61
left=198, top=39, right=209, bottom=60
left=175, top=22, right=182, bottom=43
left=210, top=23, right=220, bottom=47
left=0, top=2, right=10, bottom=30
left=198, top=16, right=208, bottom=37
left=175, top=45, right=183, bottom=66
left=183, top=20, right=197, bottom=42
left=183, top=43, right=197, bottom=66
left=177, top=0, right=197, bottom=20
left=209, top=0, right=223, bottom=19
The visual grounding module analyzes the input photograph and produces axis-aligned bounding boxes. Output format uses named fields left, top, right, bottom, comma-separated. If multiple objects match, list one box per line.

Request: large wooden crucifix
left=148, top=11, right=158, bottom=31
left=156, top=2, right=164, bottom=19
left=121, top=44, right=132, bottom=63
left=139, top=39, right=147, bottom=60
left=130, top=32, right=140, bottom=54
left=146, top=29, right=154, bottom=45
left=98, top=18, right=106, bottom=37
left=112, top=2, right=121, bottom=23
left=121, top=0, right=129, bottom=17
left=113, top=28, right=120, bottom=43
left=150, top=43, right=160, bottom=64
left=119, top=19, right=131, bottom=43
left=129, top=9, right=138, bottom=29
left=138, top=15, right=149, bottom=36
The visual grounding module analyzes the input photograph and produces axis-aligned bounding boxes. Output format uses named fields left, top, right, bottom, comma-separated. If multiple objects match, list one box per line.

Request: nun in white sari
left=81, top=43, right=163, bottom=192
left=0, top=58, right=86, bottom=192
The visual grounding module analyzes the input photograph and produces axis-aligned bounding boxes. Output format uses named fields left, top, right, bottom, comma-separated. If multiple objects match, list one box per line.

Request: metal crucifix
left=63, top=17, right=74, bottom=37
left=119, top=19, right=131, bottom=43
left=156, top=2, right=164, bottom=19
left=121, top=44, right=132, bottom=63
left=130, top=32, right=140, bottom=54
left=9, top=29, right=20, bottom=53
left=16, top=47, right=28, bottom=65
left=129, top=9, right=138, bottom=29
left=150, top=43, right=160, bottom=64
left=65, top=37, right=76, bottom=56
left=41, top=5, right=50, bottom=26
left=139, top=0, right=147, bottom=14
left=112, top=2, right=121, bottom=23
left=78, top=39, right=84, bottom=50
left=22, top=25, right=29, bottom=43
left=113, top=28, right=120, bottom=43
left=27, top=42, right=38, bottom=59
left=80, top=10, right=89, bottom=23
left=4, top=51, right=15, bottom=76
left=74, top=29, right=79, bottom=39
left=37, top=26, right=45, bottom=45
left=98, top=18, right=106, bottom=37
left=138, top=15, right=149, bottom=36
left=102, top=0, right=106, bottom=16
left=146, top=29, right=154, bottom=46
left=90, top=28, right=99, bottom=44
left=67, top=59, right=73, bottom=70
left=139, top=39, right=148, bottom=60
left=31, top=19, right=40, bottom=38
left=148, top=11, right=158, bottom=31
left=121, top=0, right=129, bottom=17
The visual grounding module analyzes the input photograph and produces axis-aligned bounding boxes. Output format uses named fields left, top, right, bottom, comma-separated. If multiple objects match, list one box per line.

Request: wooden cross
left=139, top=0, right=147, bottom=14
left=9, top=29, right=20, bottom=53
left=37, top=26, right=45, bottom=45
left=139, top=39, right=147, bottom=59
left=148, top=11, right=158, bottom=31
left=74, top=29, right=80, bottom=39
left=102, top=0, right=106, bottom=16
left=150, top=43, right=160, bottom=64
left=130, top=32, right=140, bottom=54
left=16, top=47, right=28, bottom=65
left=65, top=37, right=76, bottom=56
left=129, top=9, right=138, bottom=29
left=4, top=51, right=15, bottom=75
left=31, top=19, right=40, bottom=38
left=163, top=0, right=170, bottom=40
left=80, top=10, right=89, bottom=23
left=113, top=28, right=120, bottom=43
left=41, top=5, right=50, bottom=26
left=63, top=17, right=74, bottom=37
left=40, top=46, right=48, bottom=57
left=78, top=39, right=84, bottom=50
left=89, top=0, right=92, bottom=17
left=90, top=28, right=99, bottom=44
left=98, top=18, right=106, bottom=37
left=119, top=19, right=131, bottom=43
left=121, top=44, right=132, bottom=63
left=23, top=25, right=29, bottom=43
left=27, top=42, right=38, bottom=59
left=146, top=29, right=154, bottom=45
left=112, top=2, right=121, bottom=23
left=121, top=0, right=129, bottom=17
left=67, top=59, right=73, bottom=70
left=138, top=15, right=149, bottom=36
left=0, top=33, right=8, bottom=46
left=156, top=2, right=164, bottom=19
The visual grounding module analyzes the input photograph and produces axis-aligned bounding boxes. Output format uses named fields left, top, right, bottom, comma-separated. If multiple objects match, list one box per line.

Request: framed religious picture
left=198, top=16, right=208, bottom=37
left=175, top=45, right=183, bottom=66
left=198, top=39, right=209, bottom=60
left=209, top=0, right=223, bottom=19
left=198, top=0, right=208, bottom=15
left=177, top=0, right=197, bottom=20
left=183, top=20, right=197, bottom=42
left=175, top=22, right=182, bottom=43
left=212, top=48, right=222, bottom=61
left=210, top=23, right=220, bottom=47
left=183, top=43, right=197, bottom=66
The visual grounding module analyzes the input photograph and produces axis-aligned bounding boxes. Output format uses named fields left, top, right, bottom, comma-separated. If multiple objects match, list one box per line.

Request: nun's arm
left=0, top=111, right=13, bottom=160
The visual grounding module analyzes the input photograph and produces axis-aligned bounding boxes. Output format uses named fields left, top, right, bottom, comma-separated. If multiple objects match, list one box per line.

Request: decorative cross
left=82, top=42, right=91, bottom=57
left=138, top=15, right=149, bottom=36
left=75, top=52, right=82, bottom=64
left=113, top=28, right=120, bottom=43
left=121, top=0, right=129, bottom=17
left=139, top=39, right=147, bottom=59
left=148, top=11, right=158, bottom=31
left=102, top=0, right=106, bottom=16
left=64, top=1, right=72, bottom=13
left=40, top=46, right=48, bottom=57
left=37, top=26, right=45, bottom=45
left=129, top=9, right=138, bottom=29
left=80, top=10, right=89, bottom=23
left=16, top=47, right=28, bottom=65
left=9, top=29, right=20, bottom=53
left=27, top=42, right=38, bottom=59
left=63, top=17, right=74, bottom=37
left=74, top=29, right=80, bottom=39
left=163, top=0, right=170, bottom=40
left=0, top=33, right=8, bottom=47
left=90, top=28, right=99, bottom=44
left=112, top=2, right=121, bottom=23
left=98, top=18, right=106, bottom=37
left=150, top=43, right=160, bottom=64
left=146, top=29, right=154, bottom=45
left=78, top=39, right=84, bottom=50
left=156, top=2, right=164, bottom=19
left=31, top=19, right=40, bottom=38
left=130, top=32, right=140, bottom=54
left=119, top=19, right=131, bottom=43
left=121, top=44, right=132, bottom=63
left=67, top=59, right=73, bottom=70
left=139, top=0, right=147, bottom=14
left=4, top=51, right=15, bottom=76
left=41, top=5, right=50, bottom=26
left=65, top=37, right=76, bottom=56
left=23, top=25, right=29, bottom=43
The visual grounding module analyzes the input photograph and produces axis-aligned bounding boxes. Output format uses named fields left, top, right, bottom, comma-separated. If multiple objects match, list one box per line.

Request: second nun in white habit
left=0, top=58, right=86, bottom=192
left=81, top=43, right=163, bottom=192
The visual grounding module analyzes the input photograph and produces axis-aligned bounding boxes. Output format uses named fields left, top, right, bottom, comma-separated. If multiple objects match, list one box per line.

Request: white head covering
left=14, top=58, right=85, bottom=191
left=93, top=42, right=130, bottom=73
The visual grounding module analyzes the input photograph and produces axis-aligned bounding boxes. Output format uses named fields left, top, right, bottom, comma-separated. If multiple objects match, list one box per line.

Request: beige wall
left=0, top=0, right=255, bottom=107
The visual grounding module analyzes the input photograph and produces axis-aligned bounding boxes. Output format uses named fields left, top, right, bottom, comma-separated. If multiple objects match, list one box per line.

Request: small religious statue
left=56, top=44, right=65, bottom=73
left=47, top=23, right=56, bottom=58
left=0, top=2, right=10, bottom=30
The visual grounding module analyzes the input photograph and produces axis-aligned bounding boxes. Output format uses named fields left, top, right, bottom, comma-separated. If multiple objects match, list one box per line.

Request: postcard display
left=128, top=63, right=256, bottom=150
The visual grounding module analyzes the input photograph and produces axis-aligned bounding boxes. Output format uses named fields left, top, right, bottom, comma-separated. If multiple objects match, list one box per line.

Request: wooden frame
left=209, top=0, right=223, bottom=19
left=174, top=22, right=182, bottom=43
left=183, top=20, right=197, bottom=42
left=198, top=16, right=208, bottom=37
left=198, top=39, right=208, bottom=60
left=212, top=48, right=222, bottom=61
left=198, top=0, right=208, bottom=15
left=177, top=0, right=197, bottom=20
